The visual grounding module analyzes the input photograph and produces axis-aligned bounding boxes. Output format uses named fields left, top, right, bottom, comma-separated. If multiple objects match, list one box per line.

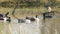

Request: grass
left=0, top=6, right=46, bottom=18
left=0, top=6, right=60, bottom=18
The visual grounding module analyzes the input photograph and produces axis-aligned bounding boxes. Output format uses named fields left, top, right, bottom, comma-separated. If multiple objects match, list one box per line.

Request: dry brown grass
left=0, top=6, right=60, bottom=18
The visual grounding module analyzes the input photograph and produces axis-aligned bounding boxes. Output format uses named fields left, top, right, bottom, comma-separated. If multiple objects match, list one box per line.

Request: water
left=0, top=17, right=42, bottom=34
left=0, top=13, right=60, bottom=34
left=42, top=12, right=60, bottom=34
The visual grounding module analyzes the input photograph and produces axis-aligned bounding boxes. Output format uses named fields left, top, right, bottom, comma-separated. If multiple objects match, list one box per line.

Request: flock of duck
left=0, top=12, right=41, bottom=23
left=0, top=11, right=54, bottom=23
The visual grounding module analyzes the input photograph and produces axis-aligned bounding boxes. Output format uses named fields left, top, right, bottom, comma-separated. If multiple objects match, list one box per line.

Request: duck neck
left=36, top=15, right=38, bottom=18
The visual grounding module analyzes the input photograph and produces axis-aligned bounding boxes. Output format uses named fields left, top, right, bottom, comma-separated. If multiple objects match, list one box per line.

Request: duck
left=17, top=18, right=31, bottom=24
left=34, top=15, right=40, bottom=23
left=3, top=17, right=11, bottom=23
left=25, top=18, right=31, bottom=23
left=25, top=15, right=40, bottom=23
left=3, top=17, right=7, bottom=22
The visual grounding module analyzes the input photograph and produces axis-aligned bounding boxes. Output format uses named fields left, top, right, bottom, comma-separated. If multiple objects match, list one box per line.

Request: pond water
left=0, top=13, right=60, bottom=34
